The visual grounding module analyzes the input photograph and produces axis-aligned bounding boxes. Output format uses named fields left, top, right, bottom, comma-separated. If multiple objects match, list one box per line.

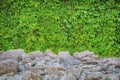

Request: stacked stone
left=0, top=49, right=120, bottom=80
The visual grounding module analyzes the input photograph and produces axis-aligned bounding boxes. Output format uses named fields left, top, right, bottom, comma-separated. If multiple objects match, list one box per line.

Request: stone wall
left=0, top=49, right=120, bottom=80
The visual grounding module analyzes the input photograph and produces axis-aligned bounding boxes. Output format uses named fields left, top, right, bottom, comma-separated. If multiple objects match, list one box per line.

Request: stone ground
left=0, top=49, right=120, bottom=80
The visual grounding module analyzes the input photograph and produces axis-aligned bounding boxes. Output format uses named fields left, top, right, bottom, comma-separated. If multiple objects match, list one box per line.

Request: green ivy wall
left=0, top=0, right=120, bottom=57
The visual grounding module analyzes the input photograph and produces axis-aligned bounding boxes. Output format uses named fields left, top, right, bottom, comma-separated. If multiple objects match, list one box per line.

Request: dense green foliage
left=0, top=0, right=120, bottom=57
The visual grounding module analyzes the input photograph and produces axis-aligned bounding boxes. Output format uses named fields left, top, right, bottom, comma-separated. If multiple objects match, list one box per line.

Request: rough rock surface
left=0, top=49, right=120, bottom=80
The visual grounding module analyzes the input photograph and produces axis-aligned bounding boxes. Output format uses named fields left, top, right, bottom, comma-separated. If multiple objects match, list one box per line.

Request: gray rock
left=73, top=50, right=96, bottom=60
left=0, top=59, right=18, bottom=75
left=64, top=73, right=76, bottom=80
left=0, top=50, right=120, bottom=80
left=43, top=74, right=49, bottom=80
left=58, top=51, right=73, bottom=64
left=0, top=49, right=24, bottom=61
left=18, top=57, right=33, bottom=71
left=29, top=50, right=43, bottom=59
left=43, top=71, right=66, bottom=80
left=115, top=63, right=120, bottom=68
left=106, top=73, right=120, bottom=80
left=0, top=74, right=8, bottom=80
left=58, top=51, right=71, bottom=58
left=21, top=53, right=29, bottom=60
left=44, top=50, right=59, bottom=59
left=35, top=60, right=46, bottom=67
left=1, top=74, right=23, bottom=80
left=85, top=72, right=103, bottom=80
left=82, top=65, right=97, bottom=69
left=106, top=58, right=120, bottom=65
left=79, top=71, right=86, bottom=80
left=48, top=74, right=59, bottom=80
left=0, top=51, right=4, bottom=54
left=81, top=57, right=98, bottom=64
left=66, top=66, right=82, bottom=79
left=99, top=64, right=108, bottom=71
left=23, top=71, right=43, bottom=80
left=41, top=65, right=65, bottom=75
left=68, top=60, right=81, bottom=65
left=12, top=74, right=23, bottom=80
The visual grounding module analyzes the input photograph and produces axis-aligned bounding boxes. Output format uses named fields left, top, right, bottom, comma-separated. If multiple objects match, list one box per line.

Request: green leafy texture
left=0, top=0, right=120, bottom=57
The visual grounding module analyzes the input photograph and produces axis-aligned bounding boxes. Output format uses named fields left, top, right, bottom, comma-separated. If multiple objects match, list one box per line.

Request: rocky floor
left=0, top=49, right=120, bottom=80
